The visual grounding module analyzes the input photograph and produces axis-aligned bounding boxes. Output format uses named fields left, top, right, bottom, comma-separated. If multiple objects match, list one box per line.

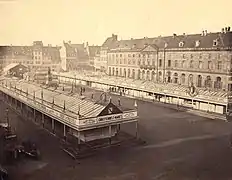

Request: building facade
left=0, top=41, right=61, bottom=72
left=86, top=43, right=101, bottom=70
left=64, top=41, right=92, bottom=71
left=104, top=28, right=232, bottom=92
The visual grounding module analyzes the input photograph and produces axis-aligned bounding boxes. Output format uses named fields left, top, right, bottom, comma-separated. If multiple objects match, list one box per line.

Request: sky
left=0, top=0, right=232, bottom=46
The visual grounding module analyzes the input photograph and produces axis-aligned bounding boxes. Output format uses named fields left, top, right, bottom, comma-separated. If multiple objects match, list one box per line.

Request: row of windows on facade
left=108, top=67, right=223, bottom=89
left=10, top=60, right=52, bottom=65
left=108, top=52, right=226, bottom=59
left=109, top=58, right=224, bottom=70
left=34, top=51, right=58, bottom=56
left=10, top=51, right=57, bottom=56
left=33, top=56, right=52, bottom=60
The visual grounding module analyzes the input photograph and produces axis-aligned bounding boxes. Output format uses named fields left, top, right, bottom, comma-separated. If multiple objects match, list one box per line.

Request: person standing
left=118, top=98, right=121, bottom=106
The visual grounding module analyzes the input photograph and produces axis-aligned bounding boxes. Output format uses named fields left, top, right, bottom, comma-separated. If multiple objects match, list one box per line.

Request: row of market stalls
left=55, top=72, right=229, bottom=115
left=0, top=78, right=138, bottom=143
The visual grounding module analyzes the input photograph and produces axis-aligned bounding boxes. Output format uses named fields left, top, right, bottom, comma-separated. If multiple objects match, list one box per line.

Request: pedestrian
left=91, top=93, right=94, bottom=100
left=118, top=98, right=121, bottom=106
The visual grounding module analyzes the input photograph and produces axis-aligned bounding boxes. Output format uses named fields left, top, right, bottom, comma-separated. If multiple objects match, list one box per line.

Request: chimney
left=228, top=27, right=231, bottom=32
left=222, top=28, right=225, bottom=33
left=112, top=34, right=117, bottom=41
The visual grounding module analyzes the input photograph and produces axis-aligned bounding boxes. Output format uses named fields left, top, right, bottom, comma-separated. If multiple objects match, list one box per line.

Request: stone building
left=63, top=41, right=91, bottom=71
left=105, top=28, right=232, bottom=92
left=85, top=42, right=101, bottom=69
left=0, top=41, right=61, bottom=72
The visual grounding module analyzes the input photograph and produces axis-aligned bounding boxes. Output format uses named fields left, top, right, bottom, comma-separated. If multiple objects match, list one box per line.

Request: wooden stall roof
left=3, top=79, right=125, bottom=119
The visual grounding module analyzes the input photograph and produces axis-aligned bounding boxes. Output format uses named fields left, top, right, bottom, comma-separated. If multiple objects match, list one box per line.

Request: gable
left=97, top=102, right=123, bottom=116
left=141, top=45, right=158, bottom=52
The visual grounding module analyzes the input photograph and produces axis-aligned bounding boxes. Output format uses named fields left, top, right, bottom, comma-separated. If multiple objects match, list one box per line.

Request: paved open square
left=1, top=86, right=232, bottom=180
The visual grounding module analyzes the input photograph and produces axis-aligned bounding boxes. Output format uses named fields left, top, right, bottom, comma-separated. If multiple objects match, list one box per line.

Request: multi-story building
left=86, top=42, right=101, bottom=70
left=63, top=41, right=91, bottom=71
left=0, top=41, right=61, bottom=72
left=32, top=41, right=61, bottom=71
left=105, top=28, right=232, bottom=92
left=98, top=34, right=118, bottom=72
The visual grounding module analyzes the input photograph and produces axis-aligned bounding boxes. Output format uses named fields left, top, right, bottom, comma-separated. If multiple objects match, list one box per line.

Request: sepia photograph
left=0, top=0, right=232, bottom=179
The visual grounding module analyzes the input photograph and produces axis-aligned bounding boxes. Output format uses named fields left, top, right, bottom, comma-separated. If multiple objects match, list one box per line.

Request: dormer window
left=179, top=41, right=184, bottom=47
left=213, top=39, right=218, bottom=46
left=195, top=40, right=200, bottom=47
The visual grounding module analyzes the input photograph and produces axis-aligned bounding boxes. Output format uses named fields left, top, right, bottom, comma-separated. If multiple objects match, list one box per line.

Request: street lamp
left=5, top=108, right=9, bottom=130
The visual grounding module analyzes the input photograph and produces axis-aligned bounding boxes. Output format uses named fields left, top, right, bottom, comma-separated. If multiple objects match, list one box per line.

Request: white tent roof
left=3, top=63, right=20, bottom=73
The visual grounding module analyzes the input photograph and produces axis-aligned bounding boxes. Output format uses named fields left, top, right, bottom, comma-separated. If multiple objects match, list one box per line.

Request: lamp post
left=5, top=108, right=9, bottom=130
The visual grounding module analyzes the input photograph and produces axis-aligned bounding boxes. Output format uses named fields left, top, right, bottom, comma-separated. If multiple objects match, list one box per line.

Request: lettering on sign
left=97, top=114, right=122, bottom=122
left=122, top=111, right=137, bottom=119
left=82, top=118, right=97, bottom=125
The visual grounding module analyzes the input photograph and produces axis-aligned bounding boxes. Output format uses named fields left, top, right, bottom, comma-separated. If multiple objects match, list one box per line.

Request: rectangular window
left=174, top=60, right=178, bottom=67
left=217, top=61, right=222, bottom=70
left=199, top=61, right=203, bottom=69
left=168, top=60, right=171, bottom=67
left=208, top=61, right=212, bottom=69
left=159, top=59, right=162, bottom=67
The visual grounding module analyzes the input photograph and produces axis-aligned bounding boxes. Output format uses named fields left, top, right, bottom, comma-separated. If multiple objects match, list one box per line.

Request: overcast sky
left=0, top=0, right=231, bottom=46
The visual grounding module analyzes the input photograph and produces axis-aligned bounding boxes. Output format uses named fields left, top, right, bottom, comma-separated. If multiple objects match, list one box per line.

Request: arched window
left=128, top=69, right=131, bottom=78
left=116, top=68, right=118, bottom=76
left=132, top=69, right=135, bottom=79
left=119, top=68, right=122, bottom=76
left=146, top=71, right=150, bottom=80
left=158, top=71, right=162, bottom=82
left=188, top=74, right=193, bottom=86
left=151, top=71, right=155, bottom=81
left=124, top=68, right=126, bottom=77
left=205, top=76, right=212, bottom=88
left=137, top=69, right=141, bottom=80
left=142, top=70, right=145, bottom=80
left=112, top=67, right=115, bottom=76
left=197, top=75, right=202, bottom=87
left=167, top=71, right=171, bottom=83
left=181, top=73, right=185, bottom=84
left=214, top=77, right=222, bottom=89
left=173, top=73, right=178, bottom=83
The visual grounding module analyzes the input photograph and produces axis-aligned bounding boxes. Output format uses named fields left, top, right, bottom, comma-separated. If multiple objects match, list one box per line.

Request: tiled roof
left=64, top=42, right=89, bottom=59
left=103, top=31, right=232, bottom=51
left=0, top=46, right=33, bottom=56
left=88, top=46, right=101, bottom=57
left=0, top=44, right=61, bottom=62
